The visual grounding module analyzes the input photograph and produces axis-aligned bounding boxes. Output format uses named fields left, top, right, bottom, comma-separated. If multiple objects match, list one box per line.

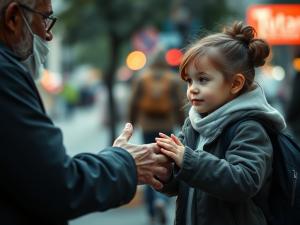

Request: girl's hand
left=156, top=133, right=185, bottom=167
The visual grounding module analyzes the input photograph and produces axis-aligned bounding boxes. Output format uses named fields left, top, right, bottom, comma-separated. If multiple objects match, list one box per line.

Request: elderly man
left=0, top=0, right=170, bottom=224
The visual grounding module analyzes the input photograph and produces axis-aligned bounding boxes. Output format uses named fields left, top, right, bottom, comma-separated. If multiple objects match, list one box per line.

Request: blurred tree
left=188, top=0, right=234, bottom=30
left=60, top=0, right=172, bottom=144
left=171, top=0, right=235, bottom=47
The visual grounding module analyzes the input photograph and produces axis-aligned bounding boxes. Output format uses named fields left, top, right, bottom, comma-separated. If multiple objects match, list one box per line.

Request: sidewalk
left=70, top=198, right=175, bottom=225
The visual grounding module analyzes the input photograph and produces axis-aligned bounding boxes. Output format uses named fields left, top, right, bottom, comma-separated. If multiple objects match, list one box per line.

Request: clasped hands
left=113, top=123, right=173, bottom=190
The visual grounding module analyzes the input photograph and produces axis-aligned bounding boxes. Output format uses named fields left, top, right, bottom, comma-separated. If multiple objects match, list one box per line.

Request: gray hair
left=0, top=0, right=36, bottom=22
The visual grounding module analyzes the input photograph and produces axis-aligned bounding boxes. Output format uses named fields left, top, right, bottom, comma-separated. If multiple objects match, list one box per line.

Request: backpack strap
left=221, top=117, right=276, bottom=223
left=221, top=118, right=277, bottom=154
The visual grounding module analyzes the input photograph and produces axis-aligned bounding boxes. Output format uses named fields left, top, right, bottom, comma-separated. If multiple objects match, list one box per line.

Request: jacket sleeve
left=175, top=120, right=273, bottom=202
left=0, top=65, right=137, bottom=220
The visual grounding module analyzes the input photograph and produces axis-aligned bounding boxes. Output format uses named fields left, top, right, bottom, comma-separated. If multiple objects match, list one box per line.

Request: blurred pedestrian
left=61, top=82, right=79, bottom=118
left=0, top=1, right=171, bottom=225
left=128, top=49, right=185, bottom=225
left=155, top=21, right=286, bottom=225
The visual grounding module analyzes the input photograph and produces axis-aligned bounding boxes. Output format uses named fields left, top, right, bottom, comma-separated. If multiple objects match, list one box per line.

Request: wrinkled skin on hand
left=113, top=123, right=172, bottom=189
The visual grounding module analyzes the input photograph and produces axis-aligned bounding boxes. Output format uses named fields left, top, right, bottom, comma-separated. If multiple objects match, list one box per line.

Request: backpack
left=138, top=71, right=174, bottom=116
left=222, top=118, right=300, bottom=225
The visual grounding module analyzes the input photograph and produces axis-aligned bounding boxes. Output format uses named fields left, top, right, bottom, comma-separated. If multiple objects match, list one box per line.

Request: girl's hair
left=180, top=21, right=270, bottom=93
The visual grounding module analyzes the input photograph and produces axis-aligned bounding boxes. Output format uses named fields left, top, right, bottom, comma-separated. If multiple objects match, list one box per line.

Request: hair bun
left=224, top=21, right=254, bottom=44
left=248, top=39, right=270, bottom=67
left=224, top=21, right=270, bottom=67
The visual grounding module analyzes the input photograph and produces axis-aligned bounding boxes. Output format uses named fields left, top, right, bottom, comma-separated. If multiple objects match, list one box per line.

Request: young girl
left=155, top=21, right=286, bottom=225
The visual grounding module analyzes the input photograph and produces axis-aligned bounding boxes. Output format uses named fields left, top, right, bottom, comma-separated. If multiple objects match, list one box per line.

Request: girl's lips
left=191, top=99, right=204, bottom=105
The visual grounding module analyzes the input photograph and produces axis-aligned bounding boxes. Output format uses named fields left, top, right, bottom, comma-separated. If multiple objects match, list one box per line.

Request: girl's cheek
left=202, top=91, right=217, bottom=102
left=186, top=89, right=190, bottom=99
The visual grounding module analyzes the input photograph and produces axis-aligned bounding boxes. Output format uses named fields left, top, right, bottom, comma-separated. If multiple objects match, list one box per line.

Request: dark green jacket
left=160, top=117, right=273, bottom=225
left=0, top=43, right=137, bottom=225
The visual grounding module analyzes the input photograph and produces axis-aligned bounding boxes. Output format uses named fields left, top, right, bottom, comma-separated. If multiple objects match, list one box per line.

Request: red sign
left=247, top=4, right=300, bottom=45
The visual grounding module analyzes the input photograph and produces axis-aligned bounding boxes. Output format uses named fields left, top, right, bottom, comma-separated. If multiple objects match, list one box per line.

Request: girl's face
left=184, top=56, right=234, bottom=114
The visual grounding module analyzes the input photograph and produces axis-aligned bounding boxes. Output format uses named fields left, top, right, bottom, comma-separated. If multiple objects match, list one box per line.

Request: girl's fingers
left=159, top=132, right=172, bottom=140
left=160, top=148, right=177, bottom=161
left=171, top=134, right=183, bottom=146
left=156, top=141, right=175, bottom=153
left=156, top=137, right=173, bottom=145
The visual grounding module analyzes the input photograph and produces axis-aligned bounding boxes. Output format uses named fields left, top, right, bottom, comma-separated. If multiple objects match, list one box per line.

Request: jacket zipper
left=291, top=169, right=297, bottom=207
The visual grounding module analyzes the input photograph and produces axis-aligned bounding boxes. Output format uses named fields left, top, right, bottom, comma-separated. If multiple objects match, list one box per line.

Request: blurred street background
left=38, top=0, right=300, bottom=224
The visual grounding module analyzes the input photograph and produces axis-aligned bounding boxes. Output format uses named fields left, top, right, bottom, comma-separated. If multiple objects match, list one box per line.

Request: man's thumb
left=113, top=123, right=133, bottom=147
left=120, top=123, right=133, bottom=141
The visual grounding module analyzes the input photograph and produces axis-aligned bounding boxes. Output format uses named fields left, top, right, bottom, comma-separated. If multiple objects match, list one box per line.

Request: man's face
left=27, top=0, right=54, bottom=41
left=10, top=0, right=53, bottom=59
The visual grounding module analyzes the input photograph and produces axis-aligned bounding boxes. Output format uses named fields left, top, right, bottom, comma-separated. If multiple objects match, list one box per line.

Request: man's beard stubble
left=11, top=25, right=33, bottom=60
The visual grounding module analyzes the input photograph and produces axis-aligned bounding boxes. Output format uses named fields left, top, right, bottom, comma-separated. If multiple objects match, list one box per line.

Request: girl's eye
left=185, top=78, right=192, bottom=84
left=198, top=77, right=209, bottom=83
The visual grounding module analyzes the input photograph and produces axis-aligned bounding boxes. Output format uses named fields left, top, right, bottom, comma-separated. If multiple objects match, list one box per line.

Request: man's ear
left=231, top=73, right=245, bottom=94
left=3, top=2, right=23, bottom=33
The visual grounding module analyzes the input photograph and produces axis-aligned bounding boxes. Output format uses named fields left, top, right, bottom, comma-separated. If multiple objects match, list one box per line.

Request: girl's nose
left=189, top=84, right=199, bottom=93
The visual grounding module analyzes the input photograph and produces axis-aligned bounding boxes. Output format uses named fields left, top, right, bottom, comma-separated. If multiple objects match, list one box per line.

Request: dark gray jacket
left=0, top=43, right=137, bottom=225
left=161, top=117, right=273, bottom=225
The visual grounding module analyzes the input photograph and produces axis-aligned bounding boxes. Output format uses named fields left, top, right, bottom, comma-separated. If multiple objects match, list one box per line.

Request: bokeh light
left=165, top=48, right=183, bottom=66
left=272, top=66, right=285, bottom=81
left=126, top=51, right=147, bottom=71
left=40, top=70, right=63, bottom=94
left=293, top=58, right=300, bottom=72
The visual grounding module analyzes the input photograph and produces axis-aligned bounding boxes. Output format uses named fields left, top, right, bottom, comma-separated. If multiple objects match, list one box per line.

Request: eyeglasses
left=19, top=4, right=57, bottom=32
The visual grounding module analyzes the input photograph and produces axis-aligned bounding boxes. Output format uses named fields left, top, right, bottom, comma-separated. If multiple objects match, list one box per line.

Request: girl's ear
left=231, top=73, right=245, bottom=94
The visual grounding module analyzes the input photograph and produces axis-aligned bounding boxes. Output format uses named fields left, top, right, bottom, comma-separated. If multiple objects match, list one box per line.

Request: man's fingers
left=113, top=123, right=133, bottom=146
left=147, top=143, right=161, bottom=154
left=153, top=165, right=169, bottom=179
left=155, top=153, right=170, bottom=164
left=149, top=177, right=163, bottom=190
left=156, top=163, right=172, bottom=183
left=120, top=123, right=133, bottom=142
left=137, top=172, right=163, bottom=189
